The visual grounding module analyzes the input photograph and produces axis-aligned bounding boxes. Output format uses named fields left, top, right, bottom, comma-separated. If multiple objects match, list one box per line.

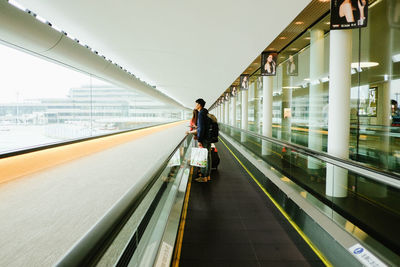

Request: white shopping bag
left=168, top=150, right=181, bottom=167
left=190, top=147, right=208, bottom=168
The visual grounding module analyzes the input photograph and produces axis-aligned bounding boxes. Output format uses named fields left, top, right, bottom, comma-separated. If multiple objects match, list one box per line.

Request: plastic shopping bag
left=190, top=147, right=208, bottom=168
left=168, top=150, right=181, bottom=167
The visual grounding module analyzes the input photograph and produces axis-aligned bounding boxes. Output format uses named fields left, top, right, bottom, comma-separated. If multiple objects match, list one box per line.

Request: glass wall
left=0, top=42, right=185, bottom=154
left=216, top=0, right=400, bottom=175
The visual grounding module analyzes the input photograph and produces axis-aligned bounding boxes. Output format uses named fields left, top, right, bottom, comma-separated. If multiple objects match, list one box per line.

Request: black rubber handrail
left=220, top=123, right=400, bottom=189
left=56, top=134, right=190, bottom=267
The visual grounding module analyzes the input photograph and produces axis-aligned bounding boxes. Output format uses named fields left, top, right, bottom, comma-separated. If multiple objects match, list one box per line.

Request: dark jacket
left=197, top=108, right=208, bottom=143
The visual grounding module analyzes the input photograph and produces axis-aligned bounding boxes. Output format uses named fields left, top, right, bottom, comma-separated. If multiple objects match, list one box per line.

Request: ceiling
left=16, top=0, right=312, bottom=109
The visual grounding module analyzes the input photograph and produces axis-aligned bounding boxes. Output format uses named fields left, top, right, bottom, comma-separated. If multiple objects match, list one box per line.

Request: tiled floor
left=179, top=142, right=324, bottom=267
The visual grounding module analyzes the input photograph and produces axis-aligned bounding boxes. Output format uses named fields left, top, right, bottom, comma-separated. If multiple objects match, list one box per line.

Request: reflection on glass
left=234, top=0, right=400, bottom=175
left=220, top=124, right=400, bottom=255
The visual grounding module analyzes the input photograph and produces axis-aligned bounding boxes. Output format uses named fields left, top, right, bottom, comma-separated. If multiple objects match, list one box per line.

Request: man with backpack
left=194, top=98, right=212, bottom=182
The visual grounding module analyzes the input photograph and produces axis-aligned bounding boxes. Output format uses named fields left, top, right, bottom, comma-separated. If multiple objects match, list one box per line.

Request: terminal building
left=0, top=0, right=399, bottom=266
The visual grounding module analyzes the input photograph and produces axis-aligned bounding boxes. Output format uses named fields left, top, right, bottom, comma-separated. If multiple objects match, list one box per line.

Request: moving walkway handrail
left=56, top=134, right=189, bottom=267
left=220, top=123, right=400, bottom=189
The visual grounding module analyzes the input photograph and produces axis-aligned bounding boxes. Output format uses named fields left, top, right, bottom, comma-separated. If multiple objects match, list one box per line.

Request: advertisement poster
left=261, top=52, right=277, bottom=76
left=225, top=91, right=230, bottom=101
left=286, top=54, right=298, bottom=76
left=240, top=75, right=249, bottom=90
left=331, top=0, right=368, bottom=29
left=231, top=86, right=238, bottom=97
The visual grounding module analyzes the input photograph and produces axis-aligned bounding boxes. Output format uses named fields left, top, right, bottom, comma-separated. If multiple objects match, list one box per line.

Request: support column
left=326, top=30, right=352, bottom=198
left=219, top=104, right=222, bottom=122
left=254, top=83, right=260, bottom=133
left=221, top=102, right=226, bottom=123
left=225, top=99, right=229, bottom=125
left=241, top=89, right=248, bottom=142
left=308, top=28, right=325, bottom=169
left=231, top=96, right=237, bottom=127
left=281, top=81, right=292, bottom=142
left=262, top=76, right=273, bottom=155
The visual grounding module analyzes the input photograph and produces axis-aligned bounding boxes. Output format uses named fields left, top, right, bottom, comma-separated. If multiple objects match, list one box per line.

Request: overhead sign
left=331, top=0, right=368, bottom=29
left=240, top=75, right=249, bottom=90
left=348, top=244, right=387, bottom=267
left=261, top=52, right=277, bottom=76
left=231, top=86, right=238, bottom=97
left=225, top=91, right=230, bottom=101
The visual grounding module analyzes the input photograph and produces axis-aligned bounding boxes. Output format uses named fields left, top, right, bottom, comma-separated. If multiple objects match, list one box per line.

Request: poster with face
left=261, top=52, right=278, bottom=76
left=225, top=91, right=230, bottom=101
left=231, top=86, right=238, bottom=97
left=240, top=75, right=249, bottom=90
left=286, top=54, right=298, bottom=76
left=331, top=0, right=368, bottom=30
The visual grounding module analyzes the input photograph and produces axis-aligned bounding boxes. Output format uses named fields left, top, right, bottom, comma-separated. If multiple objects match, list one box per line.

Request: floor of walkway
left=179, top=142, right=324, bottom=267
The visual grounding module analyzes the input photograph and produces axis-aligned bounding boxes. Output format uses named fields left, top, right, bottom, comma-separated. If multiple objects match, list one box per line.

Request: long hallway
left=177, top=141, right=325, bottom=267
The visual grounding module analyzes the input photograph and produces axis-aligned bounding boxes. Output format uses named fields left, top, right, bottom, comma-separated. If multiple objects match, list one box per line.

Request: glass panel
left=0, top=43, right=92, bottom=151
left=219, top=124, right=400, bottom=254
left=0, top=42, right=184, bottom=154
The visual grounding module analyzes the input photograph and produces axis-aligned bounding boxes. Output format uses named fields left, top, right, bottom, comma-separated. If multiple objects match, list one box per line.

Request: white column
left=231, top=96, right=236, bottom=127
left=225, top=99, right=229, bottom=125
left=262, top=76, right=273, bottom=155
left=326, top=30, right=352, bottom=198
left=254, top=84, right=260, bottom=133
left=221, top=102, right=226, bottom=123
left=281, top=80, right=292, bottom=142
left=218, top=104, right=224, bottom=122
left=241, top=89, right=248, bottom=142
left=308, top=28, right=325, bottom=169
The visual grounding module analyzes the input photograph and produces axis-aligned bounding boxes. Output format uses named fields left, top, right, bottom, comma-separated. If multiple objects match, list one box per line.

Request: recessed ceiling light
left=304, top=37, right=311, bottom=40
left=295, top=21, right=304, bottom=25
left=290, top=48, right=298, bottom=51
left=319, top=0, right=330, bottom=2
left=325, top=22, right=331, bottom=25
left=279, top=37, right=287, bottom=40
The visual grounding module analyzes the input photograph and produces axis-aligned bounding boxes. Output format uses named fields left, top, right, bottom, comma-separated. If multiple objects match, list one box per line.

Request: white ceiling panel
left=16, top=0, right=312, bottom=108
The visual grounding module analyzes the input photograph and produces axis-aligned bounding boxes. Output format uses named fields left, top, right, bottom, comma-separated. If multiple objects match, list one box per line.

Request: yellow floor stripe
left=172, top=167, right=193, bottom=267
left=219, top=137, right=332, bottom=267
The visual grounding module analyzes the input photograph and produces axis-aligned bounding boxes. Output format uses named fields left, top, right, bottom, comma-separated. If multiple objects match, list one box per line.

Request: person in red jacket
left=186, top=109, right=198, bottom=136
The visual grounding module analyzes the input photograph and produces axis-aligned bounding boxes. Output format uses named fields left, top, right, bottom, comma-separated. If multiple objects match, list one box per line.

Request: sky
left=0, top=42, right=108, bottom=103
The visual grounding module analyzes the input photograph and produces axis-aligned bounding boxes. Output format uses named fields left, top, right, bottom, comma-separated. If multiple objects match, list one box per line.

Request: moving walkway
left=55, top=124, right=400, bottom=267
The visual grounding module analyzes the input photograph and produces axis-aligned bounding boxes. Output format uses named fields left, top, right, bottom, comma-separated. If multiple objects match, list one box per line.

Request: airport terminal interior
left=0, top=0, right=400, bottom=266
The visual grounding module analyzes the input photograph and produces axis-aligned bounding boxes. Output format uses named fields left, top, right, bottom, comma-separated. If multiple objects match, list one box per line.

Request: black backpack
left=206, top=114, right=219, bottom=143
